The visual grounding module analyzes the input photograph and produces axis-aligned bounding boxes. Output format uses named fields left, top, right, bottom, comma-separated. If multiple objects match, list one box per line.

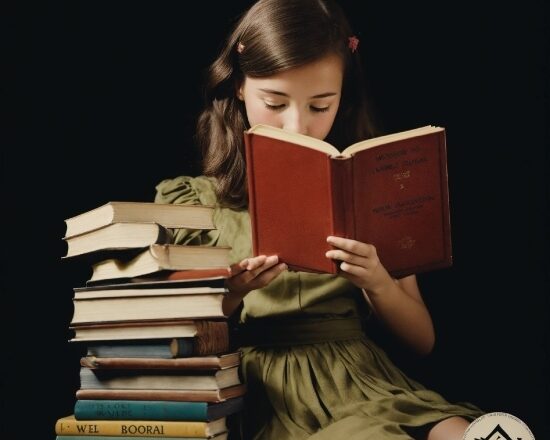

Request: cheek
left=245, top=101, right=280, bottom=127
left=311, top=111, right=338, bottom=140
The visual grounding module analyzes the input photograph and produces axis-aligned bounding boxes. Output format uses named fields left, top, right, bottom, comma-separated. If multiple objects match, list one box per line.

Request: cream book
left=64, top=201, right=216, bottom=238
left=63, top=222, right=173, bottom=258
left=89, top=244, right=231, bottom=282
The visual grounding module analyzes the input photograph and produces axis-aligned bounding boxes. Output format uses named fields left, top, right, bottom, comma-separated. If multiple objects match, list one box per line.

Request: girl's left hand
left=325, top=235, right=393, bottom=292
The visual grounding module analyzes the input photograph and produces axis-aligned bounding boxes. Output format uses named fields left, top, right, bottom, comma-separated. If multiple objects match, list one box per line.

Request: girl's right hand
left=226, top=255, right=287, bottom=297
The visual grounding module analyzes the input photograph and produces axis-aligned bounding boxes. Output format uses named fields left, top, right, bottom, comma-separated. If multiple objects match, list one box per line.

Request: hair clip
left=237, top=42, right=245, bottom=54
left=348, top=36, right=359, bottom=53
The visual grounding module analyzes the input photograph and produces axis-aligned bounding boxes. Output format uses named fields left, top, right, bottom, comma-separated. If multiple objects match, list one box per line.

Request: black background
left=7, top=1, right=548, bottom=438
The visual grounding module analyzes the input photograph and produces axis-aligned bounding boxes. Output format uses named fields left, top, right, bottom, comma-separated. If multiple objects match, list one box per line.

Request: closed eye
left=264, top=103, right=286, bottom=111
left=311, top=106, right=330, bottom=113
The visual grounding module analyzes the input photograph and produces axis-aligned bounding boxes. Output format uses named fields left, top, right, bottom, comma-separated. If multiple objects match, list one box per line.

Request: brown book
left=89, top=244, right=231, bottom=283
left=64, top=201, right=216, bottom=238
left=80, top=352, right=241, bottom=370
left=75, top=384, right=247, bottom=402
left=244, top=124, right=452, bottom=277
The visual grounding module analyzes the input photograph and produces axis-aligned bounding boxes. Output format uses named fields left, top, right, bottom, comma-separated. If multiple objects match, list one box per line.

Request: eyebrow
left=258, top=88, right=337, bottom=99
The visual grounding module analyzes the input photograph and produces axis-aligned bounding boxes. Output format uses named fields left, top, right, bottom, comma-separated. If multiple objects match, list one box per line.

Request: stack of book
left=55, top=202, right=245, bottom=440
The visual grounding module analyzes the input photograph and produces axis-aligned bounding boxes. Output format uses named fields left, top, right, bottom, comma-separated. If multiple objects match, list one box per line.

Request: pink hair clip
left=348, top=36, right=359, bottom=53
left=237, top=42, right=245, bottom=54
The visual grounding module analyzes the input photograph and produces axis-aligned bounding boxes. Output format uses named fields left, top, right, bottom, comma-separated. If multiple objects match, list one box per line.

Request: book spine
left=243, top=133, right=260, bottom=257
left=191, top=321, right=229, bottom=356
left=328, top=158, right=355, bottom=273
left=55, top=418, right=211, bottom=437
left=437, top=130, right=452, bottom=267
left=74, top=400, right=208, bottom=421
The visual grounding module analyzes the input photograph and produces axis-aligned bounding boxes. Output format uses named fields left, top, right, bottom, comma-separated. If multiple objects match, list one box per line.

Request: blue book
left=86, top=338, right=194, bottom=358
left=74, top=397, right=244, bottom=421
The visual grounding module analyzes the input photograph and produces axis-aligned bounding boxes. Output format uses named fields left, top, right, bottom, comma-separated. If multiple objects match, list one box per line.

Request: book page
left=342, top=126, right=444, bottom=156
left=246, top=124, right=340, bottom=155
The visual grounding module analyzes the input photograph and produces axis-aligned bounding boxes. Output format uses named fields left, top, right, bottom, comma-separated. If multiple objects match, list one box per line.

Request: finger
left=325, top=249, right=369, bottom=267
left=248, top=262, right=287, bottom=289
left=245, top=255, right=280, bottom=280
left=229, top=258, right=251, bottom=276
left=327, top=236, right=376, bottom=257
left=244, top=255, right=269, bottom=270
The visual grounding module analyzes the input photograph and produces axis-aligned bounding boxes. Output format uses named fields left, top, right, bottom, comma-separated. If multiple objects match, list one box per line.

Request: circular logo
left=463, top=412, right=535, bottom=440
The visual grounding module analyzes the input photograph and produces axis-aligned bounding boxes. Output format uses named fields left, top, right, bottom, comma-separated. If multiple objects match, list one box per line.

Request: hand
left=325, top=236, right=393, bottom=292
left=226, top=255, right=287, bottom=298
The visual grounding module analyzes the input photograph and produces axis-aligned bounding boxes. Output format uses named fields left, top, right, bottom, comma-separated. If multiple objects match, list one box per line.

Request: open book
left=244, top=124, right=452, bottom=277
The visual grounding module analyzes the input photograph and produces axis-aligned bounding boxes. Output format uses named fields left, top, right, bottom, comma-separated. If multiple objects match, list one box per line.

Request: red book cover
left=244, top=124, right=452, bottom=277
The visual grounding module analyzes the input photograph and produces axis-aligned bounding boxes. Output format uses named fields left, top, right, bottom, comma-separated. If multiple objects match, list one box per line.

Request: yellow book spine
left=55, top=415, right=209, bottom=437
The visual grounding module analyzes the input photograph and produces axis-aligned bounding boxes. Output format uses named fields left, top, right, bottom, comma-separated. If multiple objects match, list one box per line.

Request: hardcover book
left=73, top=397, right=244, bottom=421
left=70, top=319, right=229, bottom=343
left=79, top=366, right=241, bottom=390
left=75, top=384, right=247, bottom=403
left=70, top=291, right=227, bottom=325
left=244, top=124, right=452, bottom=277
left=88, top=244, right=231, bottom=283
left=63, top=223, right=173, bottom=259
left=64, top=201, right=216, bottom=238
left=56, top=436, right=228, bottom=440
left=81, top=352, right=241, bottom=370
left=55, top=414, right=226, bottom=437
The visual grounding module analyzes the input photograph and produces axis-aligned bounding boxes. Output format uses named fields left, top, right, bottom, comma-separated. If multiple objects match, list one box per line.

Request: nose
left=282, top=107, right=308, bottom=136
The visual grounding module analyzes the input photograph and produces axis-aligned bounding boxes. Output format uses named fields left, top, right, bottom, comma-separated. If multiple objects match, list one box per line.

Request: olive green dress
left=155, top=175, right=483, bottom=440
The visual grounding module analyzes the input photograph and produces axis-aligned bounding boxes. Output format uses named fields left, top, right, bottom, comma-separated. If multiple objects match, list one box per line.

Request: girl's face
left=238, top=53, right=343, bottom=140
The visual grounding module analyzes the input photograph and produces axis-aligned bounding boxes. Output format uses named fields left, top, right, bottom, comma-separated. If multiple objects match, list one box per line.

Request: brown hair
left=197, top=0, right=376, bottom=208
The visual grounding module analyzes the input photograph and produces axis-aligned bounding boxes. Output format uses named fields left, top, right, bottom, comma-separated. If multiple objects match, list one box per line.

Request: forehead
left=245, top=53, right=344, bottom=95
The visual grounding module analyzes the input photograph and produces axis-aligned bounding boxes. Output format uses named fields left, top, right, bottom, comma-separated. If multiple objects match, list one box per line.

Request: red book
left=244, top=124, right=452, bottom=277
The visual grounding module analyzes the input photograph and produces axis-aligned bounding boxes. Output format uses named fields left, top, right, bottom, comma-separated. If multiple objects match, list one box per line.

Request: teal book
left=86, top=338, right=194, bottom=358
left=74, top=397, right=244, bottom=421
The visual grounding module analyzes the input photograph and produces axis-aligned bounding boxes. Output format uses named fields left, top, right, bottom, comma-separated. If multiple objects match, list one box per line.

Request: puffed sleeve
left=154, top=176, right=221, bottom=246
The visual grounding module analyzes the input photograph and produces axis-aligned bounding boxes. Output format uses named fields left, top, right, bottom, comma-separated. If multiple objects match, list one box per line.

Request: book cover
left=74, top=397, right=244, bottom=421
left=55, top=414, right=226, bottom=437
left=244, top=124, right=452, bottom=277
left=75, top=384, right=247, bottom=403
left=64, top=201, right=216, bottom=238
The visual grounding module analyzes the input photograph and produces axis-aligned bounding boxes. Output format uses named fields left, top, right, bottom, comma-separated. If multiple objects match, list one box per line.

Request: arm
left=222, top=255, right=287, bottom=316
left=326, top=236, right=435, bottom=355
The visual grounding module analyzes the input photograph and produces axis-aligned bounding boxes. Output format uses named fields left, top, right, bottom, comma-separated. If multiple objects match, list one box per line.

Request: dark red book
left=244, top=124, right=452, bottom=277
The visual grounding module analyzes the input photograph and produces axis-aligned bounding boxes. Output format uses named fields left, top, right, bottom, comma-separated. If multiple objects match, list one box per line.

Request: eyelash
left=263, top=103, right=330, bottom=113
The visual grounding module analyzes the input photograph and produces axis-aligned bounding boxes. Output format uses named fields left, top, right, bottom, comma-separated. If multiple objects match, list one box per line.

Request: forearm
left=364, top=281, right=435, bottom=355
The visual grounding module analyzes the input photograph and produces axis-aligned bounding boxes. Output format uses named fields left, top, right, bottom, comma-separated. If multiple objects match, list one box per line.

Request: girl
left=155, top=0, right=483, bottom=438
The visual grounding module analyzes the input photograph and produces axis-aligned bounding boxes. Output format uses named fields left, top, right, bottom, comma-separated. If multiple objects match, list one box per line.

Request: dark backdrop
left=7, top=1, right=547, bottom=438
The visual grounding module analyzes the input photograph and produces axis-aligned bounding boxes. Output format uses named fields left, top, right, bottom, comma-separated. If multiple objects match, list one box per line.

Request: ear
left=235, top=81, right=244, bottom=101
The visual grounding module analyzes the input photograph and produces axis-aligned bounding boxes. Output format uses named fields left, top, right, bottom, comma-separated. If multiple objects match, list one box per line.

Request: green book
left=74, top=397, right=244, bottom=421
